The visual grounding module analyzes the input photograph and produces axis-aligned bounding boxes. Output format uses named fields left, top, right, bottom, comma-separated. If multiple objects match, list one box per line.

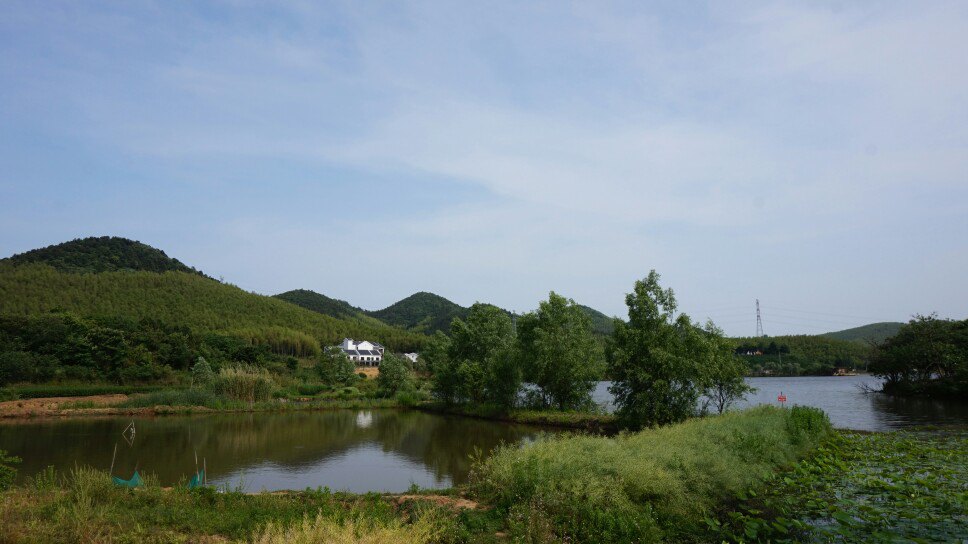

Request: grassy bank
left=418, top=402, right=617, bottom=431
left=470, top=405, right=831, bottom=542
left=712, top=427, right=968, bottom=542
left=0, top=466, right=453, bottom=543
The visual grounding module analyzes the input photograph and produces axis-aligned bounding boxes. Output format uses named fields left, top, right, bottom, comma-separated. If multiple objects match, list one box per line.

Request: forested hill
left=0, top=263, right=427, bottom=352
left=273, top=289, right=368, bottom=321
left=368, top=291, right=469, bottom=333
left=3, top=236, right=204, bottom=275
left=821, top=322, right=904, bottom=344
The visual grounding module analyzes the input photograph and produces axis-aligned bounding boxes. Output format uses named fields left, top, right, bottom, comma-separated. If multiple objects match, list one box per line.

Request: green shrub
left=296, top=384, right=328, bottom=396
left=471, top=406, right=831, bottom=543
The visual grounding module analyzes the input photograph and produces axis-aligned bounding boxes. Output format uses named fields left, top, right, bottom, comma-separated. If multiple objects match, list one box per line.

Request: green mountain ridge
left=820, top=322, right=904, bottom=344
left=3, top=236, right=204, bottom=276
left=277, top=289, right=620, bottom=336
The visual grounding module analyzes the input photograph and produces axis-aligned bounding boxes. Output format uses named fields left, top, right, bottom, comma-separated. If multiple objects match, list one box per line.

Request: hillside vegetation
left=732, top=334, right=872, bottom=376
left=0, top=263, right=425, bottom=352
left=3, top=236, right=203, bottom=275
left=273, top=289, right=369, bottom=321
left=821, top=321, right=903, bottom=344
left=369, top=291, right=469, bottom=333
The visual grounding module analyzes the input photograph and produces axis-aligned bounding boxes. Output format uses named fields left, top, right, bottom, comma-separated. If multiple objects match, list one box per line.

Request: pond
left=0, top=410, right=549, bottom=492
left=593, top=375, right=968, bottom=431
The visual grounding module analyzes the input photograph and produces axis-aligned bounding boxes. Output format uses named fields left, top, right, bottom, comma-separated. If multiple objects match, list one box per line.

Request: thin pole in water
left=109, top=442, right=118, bottom=476
left=203, top=458, right=207, bottom=485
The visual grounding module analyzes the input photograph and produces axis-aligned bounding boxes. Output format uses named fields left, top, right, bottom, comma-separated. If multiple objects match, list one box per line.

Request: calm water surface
left=0, top=410, right=549, bottom=492
left=594, top=375, right=968, bottom=431
left=4, top=377, right=967, bottom=491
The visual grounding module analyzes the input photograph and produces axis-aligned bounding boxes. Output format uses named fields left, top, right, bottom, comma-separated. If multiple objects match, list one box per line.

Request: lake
left=3, top=376, right=967, bottom=492
left=594, top=375, right=968, bottom=431
left=0, top=410, right=549, bottom=492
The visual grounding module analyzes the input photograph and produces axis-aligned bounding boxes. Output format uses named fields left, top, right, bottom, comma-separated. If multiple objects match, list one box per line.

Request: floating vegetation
left=712, top=428, right=968, bottom=542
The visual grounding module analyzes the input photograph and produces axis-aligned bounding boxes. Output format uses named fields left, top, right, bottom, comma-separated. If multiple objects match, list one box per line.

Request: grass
left=712, top=427, right=968, bottom=542
left=469, top=405, right=831, bottom=542
left=0, top=466, right=454, bottom=543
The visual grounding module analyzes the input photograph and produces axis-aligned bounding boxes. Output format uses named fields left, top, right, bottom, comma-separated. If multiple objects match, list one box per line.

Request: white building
left=337, top=338, right=385, bottom=366
left=404, top=353, right=419, bottom=364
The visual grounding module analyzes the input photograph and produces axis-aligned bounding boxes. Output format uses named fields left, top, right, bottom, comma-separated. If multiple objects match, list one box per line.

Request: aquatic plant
left=712, top=428, right=968, bottom=542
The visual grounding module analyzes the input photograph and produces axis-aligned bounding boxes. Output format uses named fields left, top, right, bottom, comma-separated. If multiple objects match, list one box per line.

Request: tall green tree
left=608, top=270, right=707, bottom=429
left=432, top=303, right=519, bottom=408
left=315, top=347, right=357, bottom=386
left=516, top=292, right=605, bottom=410
left=700, top=322, right=754, bottom=414
left=376, top=353, right=414, bottom=397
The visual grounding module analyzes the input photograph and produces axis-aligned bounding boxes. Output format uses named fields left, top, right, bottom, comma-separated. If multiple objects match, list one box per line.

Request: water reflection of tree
left=0, top=411, right=551, bottom=486
left=869, top=393, right=968, bottom=428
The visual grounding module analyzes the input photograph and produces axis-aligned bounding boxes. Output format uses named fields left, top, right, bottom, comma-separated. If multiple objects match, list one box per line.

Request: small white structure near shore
left=404, top=353, right=419, bottom=364
left=337, top=338, right=385, bottom=366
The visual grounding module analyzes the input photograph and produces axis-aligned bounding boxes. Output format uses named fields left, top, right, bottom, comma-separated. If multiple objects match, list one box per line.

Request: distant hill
left=578, top=305, right=617, bottom=336
left=821, top=322, right=904, bottom=344
left=367, top=291, right=617, bottom=336
left=3, top=236, right=204, bottom=275
left=274, top=289, right=368, bottom=321
left=369, top=292, right=469, bottom=333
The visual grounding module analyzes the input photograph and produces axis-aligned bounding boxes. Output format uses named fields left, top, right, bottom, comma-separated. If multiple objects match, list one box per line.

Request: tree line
left=869, top=314, right=967, bottom=398
left=424, top=271, right=751, bottom=430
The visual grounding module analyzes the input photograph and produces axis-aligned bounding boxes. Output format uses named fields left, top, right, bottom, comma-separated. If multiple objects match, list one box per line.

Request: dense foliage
left=870, top=315, right=967, bottom=398
left=515, top=292, right=605, bottom=410
left=3, top=236, right=203, bottom=275
left=471, top=406, right=831, bottom=543
left=429, top=304, right=519, bottom=408
left=732, top=334, right=872, bottom=376
left=376, top=353, right=415, bottom=397
left=0, top=263, right=426, bottom=352
left=608, top=271, right=712, bottom=429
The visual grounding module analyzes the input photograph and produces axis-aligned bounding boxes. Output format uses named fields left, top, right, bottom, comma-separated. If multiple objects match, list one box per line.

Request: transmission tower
left=755, top=299, right=764, bottom=337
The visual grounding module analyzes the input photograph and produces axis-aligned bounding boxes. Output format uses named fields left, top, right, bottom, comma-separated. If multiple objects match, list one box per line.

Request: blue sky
left=1, top=1, right=966, bottom=336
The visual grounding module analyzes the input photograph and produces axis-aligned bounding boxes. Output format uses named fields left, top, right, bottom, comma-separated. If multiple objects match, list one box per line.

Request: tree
left=515, top=292, right=605, bottom=410
left=316, top=347, right=357, bottom=386
left=700, top=323, right=754, bottom=414
left=432, top=303, right=519, bottom=408
left=608, top=270, right=707, bottom=429
left=870, top=315, right=967, bottom=397
left=425, top=332, right=460, bottom=404
left=377, top=353, right=414, bottom=397
left=191, top=356, right=214, bottom=387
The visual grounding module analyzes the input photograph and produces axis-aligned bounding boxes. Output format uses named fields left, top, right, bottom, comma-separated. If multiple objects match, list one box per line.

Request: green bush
left=471, top=406, right=831, bottom=543
left=296, top=384, right=329, bottom=396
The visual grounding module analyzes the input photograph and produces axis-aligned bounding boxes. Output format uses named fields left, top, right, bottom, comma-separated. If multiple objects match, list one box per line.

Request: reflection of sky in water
left=208, top=443, right=450, bottom=493
left=593, top=376, right=968, bottom=431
